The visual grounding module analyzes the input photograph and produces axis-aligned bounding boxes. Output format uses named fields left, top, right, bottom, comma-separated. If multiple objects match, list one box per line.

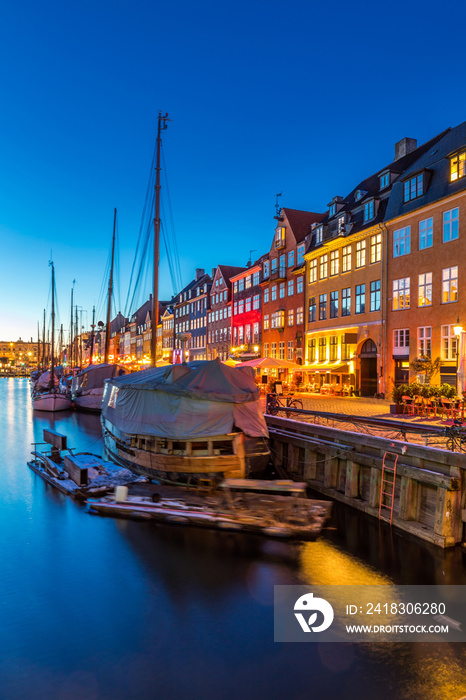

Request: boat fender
left=151, top=493, right=161, bottom=503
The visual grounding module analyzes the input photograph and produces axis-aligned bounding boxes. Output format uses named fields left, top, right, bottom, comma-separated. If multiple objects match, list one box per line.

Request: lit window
left=330, top=291, right=338, bottom=318
left=296, top=307, right=303, bottom=324
left=418, top=273, right=432, bottom=307
left=418, top=326, right=431, bottom=358
left=288, top=309, right=294, bottom=326
left=342, top=245, right=351, bottom=272
left=355, top=284, right=365, bottom=314
left=364, top=200, right=374, bottom=222
left=450, top=151, right=466, bottom=182
left=279, top=342, right=285, bottom=360
left=380, top=172, right=389, bottom=189
left=329, top=336, right=338, bottom=361
left=393, top=277, right=410, bottom=310
left=355, top=240, right=366, bottom=268
left=271, top=342, right=277, bottom=358
left=263, top=343, right=269, bottom=357
left=370, top=280, right=381, bottom=311
left=308, top=338, right=316, bottom=362
left=342, top=288, right=351, bottom=317
left=419, top=218, right=433, bottom=250
left=263, top=315, right=269, bottom=330
left=370, top=234, right=381, bottom=263
left=287, top=341, right=294, bottom=361
left=308, top=297, right=316, bottom=323
left=393, top=226, right=411, bottom=257
left=442, top=266, right=458, bottom=303
left=275, top=226, right=285, bottom=248
left=330, top=250, right=339, bottom=276
left=318, top=337, right=327, bottom=362
left=245, top=275, right=252, bottom=289
left=441, top=325, right=458, bottom=360
left=320, top=254, right=328, bottom=279
left=309, top=259, right=317, bottom=283
left=403, top=174, right=424, bottom=202
left=319, top=294, right=327, bottom=320
left=443, top=208, right=459, bottom=242
left=271, top=310, right=285, bottom=328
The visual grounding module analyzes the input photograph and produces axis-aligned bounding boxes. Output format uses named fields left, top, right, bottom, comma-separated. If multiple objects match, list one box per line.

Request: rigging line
left=125, top=215, right=153, bottom=317
left=161, top=145, right=182, bottom=291
left=160, top=214, right=178, bottom=295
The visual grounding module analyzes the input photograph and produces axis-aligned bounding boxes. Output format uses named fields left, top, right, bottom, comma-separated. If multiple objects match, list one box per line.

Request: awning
left=303, top=363, right=350, bottom=373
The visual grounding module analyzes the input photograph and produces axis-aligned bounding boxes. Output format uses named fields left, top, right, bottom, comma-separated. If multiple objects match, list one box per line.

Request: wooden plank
left=398, top=477, right=421, bottom=521
left=303, top=449, right=317, bottom=480
left=369, top=467, right=381, bottom=508
left=434, top=487, right=462, bottom=542
left=43, top=429, right=67, bottom=451
left=324, top=457, right=339, bottom=489
left=345, top=460, right=360, bottom=498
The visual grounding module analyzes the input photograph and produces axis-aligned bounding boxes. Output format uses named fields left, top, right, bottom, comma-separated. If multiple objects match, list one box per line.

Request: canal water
left=1, top=378, right=466, bottom=700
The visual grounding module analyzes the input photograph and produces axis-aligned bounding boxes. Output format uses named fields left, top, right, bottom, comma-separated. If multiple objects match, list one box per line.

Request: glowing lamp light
left=453, top=317, right=463, bottom=336
left=349, top=360, right=355, bottom=374
left=253, top=345, right=259, bottom=352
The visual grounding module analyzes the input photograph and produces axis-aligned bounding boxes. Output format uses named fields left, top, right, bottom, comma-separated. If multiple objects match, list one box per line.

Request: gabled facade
left=230, top=258, right=266, bottom=361
left=207, top=265, right=246, bottom=360
left=261, top=208, right=324, bottom=366
left=161, top=306, right=175, bottom=362
left=173, top=269, right=211, bottom=362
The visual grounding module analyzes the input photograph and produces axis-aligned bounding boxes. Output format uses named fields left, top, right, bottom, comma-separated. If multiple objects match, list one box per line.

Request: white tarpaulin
left=71, top=363, right=128, bottom=393
left=101, top=359, right=268, bottom=439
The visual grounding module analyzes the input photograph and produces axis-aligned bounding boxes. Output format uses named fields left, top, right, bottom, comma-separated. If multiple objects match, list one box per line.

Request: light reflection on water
left=0, top=378, right=465, bottom=700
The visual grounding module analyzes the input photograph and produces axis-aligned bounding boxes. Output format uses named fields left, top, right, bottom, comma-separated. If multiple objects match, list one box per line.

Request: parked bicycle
left=266, top=392, right=304, bottom=417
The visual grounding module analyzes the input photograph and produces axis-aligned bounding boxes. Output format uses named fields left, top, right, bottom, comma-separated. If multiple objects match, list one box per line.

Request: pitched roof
left=217, top=265, right=248, bottom=288
left=282, top=208, right=325, bottom=243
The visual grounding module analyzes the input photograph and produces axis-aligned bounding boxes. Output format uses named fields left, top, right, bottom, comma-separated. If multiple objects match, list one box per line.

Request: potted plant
left=390, top=384, right=409, bottom=414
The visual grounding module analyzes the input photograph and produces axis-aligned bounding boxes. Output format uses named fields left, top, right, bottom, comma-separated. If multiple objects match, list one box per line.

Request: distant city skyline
left=2, top=0, right=466, bottom=340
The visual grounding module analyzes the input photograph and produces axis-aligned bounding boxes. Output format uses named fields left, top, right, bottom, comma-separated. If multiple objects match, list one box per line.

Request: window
left=308, top=338, right=316, bottom=362
left=329, top=336, right=338, bottom=361
left=233, top=282, right=238, bottom=294
left=318, top=337, right=327, bottom=361
left=279, top=342, right=285, bottom=360
left=364, top=200, right=374, bottom=222
left=275, top=226, right=285, bottom=248
left=245, top=324, right=252, bottom=343
left=309, top=259, right=317, bottom=283
left=308, top=297, right=316, bottom=323
left=271, top=310, right=285, bottom=328
left=320, top=254, right=328, bottom=279
left=442, top=325, right=458, bottom=360
left=287, top=279, right=294, bottom=296
left=419, top=217, right=433, bottom=250
left=393, top=226, right=411, bottom=257
left=238, top=326, right=244, bottom=342
left=443, top=208, right=459, bottom=242
left=319, top=294, right=327, bottom=320
left=392, top=277, right=410, bottom=310
left=330, top=250, right=339, bottom=276
left=329, top=204, right=336, bottom=217
left=355, top=240, right=366, bottom=268
left=342, top=245, right=351, bottom=272
left=279, top=283, right=285, bottom=299
left=287, top=341, right=294, bottom=361
left=263, top=343, right=269, bottom=357
left=296, top=276, right=303, bottom=294
left=418, top=326, right=432, bottom=357
left=403, top=174, right=424, bottom=202
left=245, top=275, right=252, bottom=289
left=252, top=294, right=260, bottom=310
left=288, top=309, right=294, bottom=326
left=233, top=302, right=238, bottom=315
left=271, top=286, right=277, bottom=301
left=380, top=172, right=389, bottom=189
left=315, top=226, right=323, bottom=245
left=330, top=291, right=338, bottom=318
left=245, top=298, right=251, bottom=313
left=271, top=342, right=277, bottom=358
left=238, top=299, right=244, bottom=314
left=296, top=307, right=303, bottom=324
left=394, top=329, right=409, bottom=349
left=263, top=287, right=269, bottom=304
left=442, top=266, right=458, bottom=303
left=370, top=234, right=382, bottom=263
left=337, top=216, right=345, bottom=234
left=263, top=261, right=270, bottom=278
left=418, top=272, right=432, bottom=307
left=355, top=284, right=365, bottom=314
left=288, top=250, right=295, bottom=267
left=271, top=258, right=278, bottom=273
left=297, top=244, right=305, bottom=266
left=370, top=280, right=381, bottom=311
left=342, top=287, right=351, bottom=317
left=253, top=271, right=260, bottom=286
left=238, top=278, right=244, bottom=292
left=450, top=151, right=466, bottom=182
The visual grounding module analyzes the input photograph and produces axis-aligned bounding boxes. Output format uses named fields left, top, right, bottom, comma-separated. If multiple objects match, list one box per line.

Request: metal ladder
left=379, top=452, right=398, bottom=524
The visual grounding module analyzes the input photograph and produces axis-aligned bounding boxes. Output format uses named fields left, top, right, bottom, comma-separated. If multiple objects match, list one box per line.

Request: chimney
left=394, top=137, right=417, bottom=161
left=195, top=268, right=205, bottom=281
left=211, top=267, right=216, bottom=280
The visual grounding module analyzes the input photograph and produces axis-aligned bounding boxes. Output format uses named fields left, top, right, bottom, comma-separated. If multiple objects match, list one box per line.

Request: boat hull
left=32, top=392, right=72, bottom=412
left=73, top=389, right=104, bottom=412
left=101, top=417, right=270, bottom=484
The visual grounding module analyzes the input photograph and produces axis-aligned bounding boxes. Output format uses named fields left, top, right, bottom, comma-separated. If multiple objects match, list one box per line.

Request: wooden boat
left=32, top=262, right=72, bottom=412
left=27, top=428, right=139, bottom=499
left=101, top=359, right=270, bottom=483
left=88, top=479, right=332, bottom=540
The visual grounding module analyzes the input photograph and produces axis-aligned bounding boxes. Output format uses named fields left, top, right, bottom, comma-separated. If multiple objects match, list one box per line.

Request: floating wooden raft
left=87, top=479, right=332, bottom=540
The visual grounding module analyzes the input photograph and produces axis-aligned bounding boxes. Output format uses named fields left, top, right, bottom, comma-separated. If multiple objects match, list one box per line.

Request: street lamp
left=453, top=317, right=463, bottom=395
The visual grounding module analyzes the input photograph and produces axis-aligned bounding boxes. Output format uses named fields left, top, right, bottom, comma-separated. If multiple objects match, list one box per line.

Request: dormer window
left=403, top=173, right=424, bottom=202
left=364, top=199, right=375, bottom=222
left=450, top=150, right=466, bottom=182
left=379, top=172, right=390, bottom=189
left=275, top=226, right=285, bottom=248
left=315, top=226, right=323, bottom=245
left=354, top=190, right=362, bottom=202
left=337, top=215, right=346, bottom=234
left=329, top=204, right=336, bottom=217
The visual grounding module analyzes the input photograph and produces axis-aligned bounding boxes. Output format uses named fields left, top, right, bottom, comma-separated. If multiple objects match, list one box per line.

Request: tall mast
left=70, top=281, right=75, bottom=367
left=105, top=208, right=117, bottom=364
left=60, top=324, right=64, bottom=364
left=42, top=310, right=46, bottom=369
left=90, top=305, right=96, bottom=366
left=75, top=306, right=79, bottom=366
left=50, top=261, right=55, bottom=389
left=37, top=321, right=41, bottom=369
left=151, top=111, right=169, bottom=366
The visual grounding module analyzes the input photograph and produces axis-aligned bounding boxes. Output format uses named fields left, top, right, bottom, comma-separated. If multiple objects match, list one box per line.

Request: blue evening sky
left=1, top=0, right=465, bottom=341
